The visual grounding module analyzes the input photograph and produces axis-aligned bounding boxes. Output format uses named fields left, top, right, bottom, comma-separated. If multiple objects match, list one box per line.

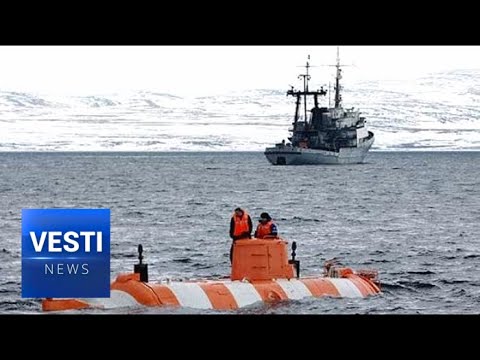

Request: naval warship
left=264, top=49, right=374, bottom=165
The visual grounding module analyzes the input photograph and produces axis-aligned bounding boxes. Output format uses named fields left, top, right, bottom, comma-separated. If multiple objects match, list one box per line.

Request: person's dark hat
left=259, top=212, right=271, bottom=221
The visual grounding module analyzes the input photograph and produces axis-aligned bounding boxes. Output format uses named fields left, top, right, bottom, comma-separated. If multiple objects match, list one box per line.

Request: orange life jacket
left=256, top=220, right=276, bottom=239
left=232, top=211, right=250, bottom=238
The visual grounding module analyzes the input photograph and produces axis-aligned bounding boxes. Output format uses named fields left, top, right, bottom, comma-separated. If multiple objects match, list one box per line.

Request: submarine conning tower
left=231, top=238, right=299, bottom=281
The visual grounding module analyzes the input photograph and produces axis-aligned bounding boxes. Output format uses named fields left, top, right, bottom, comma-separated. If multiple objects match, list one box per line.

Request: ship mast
left=334, top=47, right=342, bottom=108
left=328, top=81, right=331, bottom=108
left=286, top=55, right=327, bottom=133
left=298, top=55, right=311, bottom=123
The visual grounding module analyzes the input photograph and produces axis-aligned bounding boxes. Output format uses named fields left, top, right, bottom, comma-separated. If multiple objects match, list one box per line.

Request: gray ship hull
left=265, top=135, right=374, bottom=165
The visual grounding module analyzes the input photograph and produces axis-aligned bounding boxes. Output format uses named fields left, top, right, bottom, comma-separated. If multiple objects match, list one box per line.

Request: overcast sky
left=0, top=46, right=478, bottom=96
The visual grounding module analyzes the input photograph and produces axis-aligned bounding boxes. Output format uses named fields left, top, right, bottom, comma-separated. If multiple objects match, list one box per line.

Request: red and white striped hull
left=42, top=272, right=381, bottom=312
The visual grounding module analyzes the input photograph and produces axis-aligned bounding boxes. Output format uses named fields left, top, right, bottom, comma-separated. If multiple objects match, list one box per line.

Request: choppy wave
left=1, top=151, right=480, bottom=313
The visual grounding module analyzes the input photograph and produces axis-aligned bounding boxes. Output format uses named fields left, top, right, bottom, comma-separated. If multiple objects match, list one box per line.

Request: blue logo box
left=22, top=209, right=110, bottom=298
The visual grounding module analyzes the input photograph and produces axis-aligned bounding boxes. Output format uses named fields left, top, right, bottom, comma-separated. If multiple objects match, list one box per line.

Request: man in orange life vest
left=229, top=207, right=253, bottom=263
left=254, top=212, right=278, bottom=239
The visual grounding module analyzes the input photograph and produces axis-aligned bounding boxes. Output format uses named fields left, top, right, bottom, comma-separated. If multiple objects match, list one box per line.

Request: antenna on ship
left=328, top=81, right=331, bottom=108
left=334, top=47, right=342, bottom=108
left=319, top=46, right=350, bottom=109
left=298, top=55, right=311, bottom=123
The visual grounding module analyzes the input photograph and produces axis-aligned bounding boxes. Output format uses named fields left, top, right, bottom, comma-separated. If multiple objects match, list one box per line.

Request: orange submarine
left=42, top=238, right=381, bottom=311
